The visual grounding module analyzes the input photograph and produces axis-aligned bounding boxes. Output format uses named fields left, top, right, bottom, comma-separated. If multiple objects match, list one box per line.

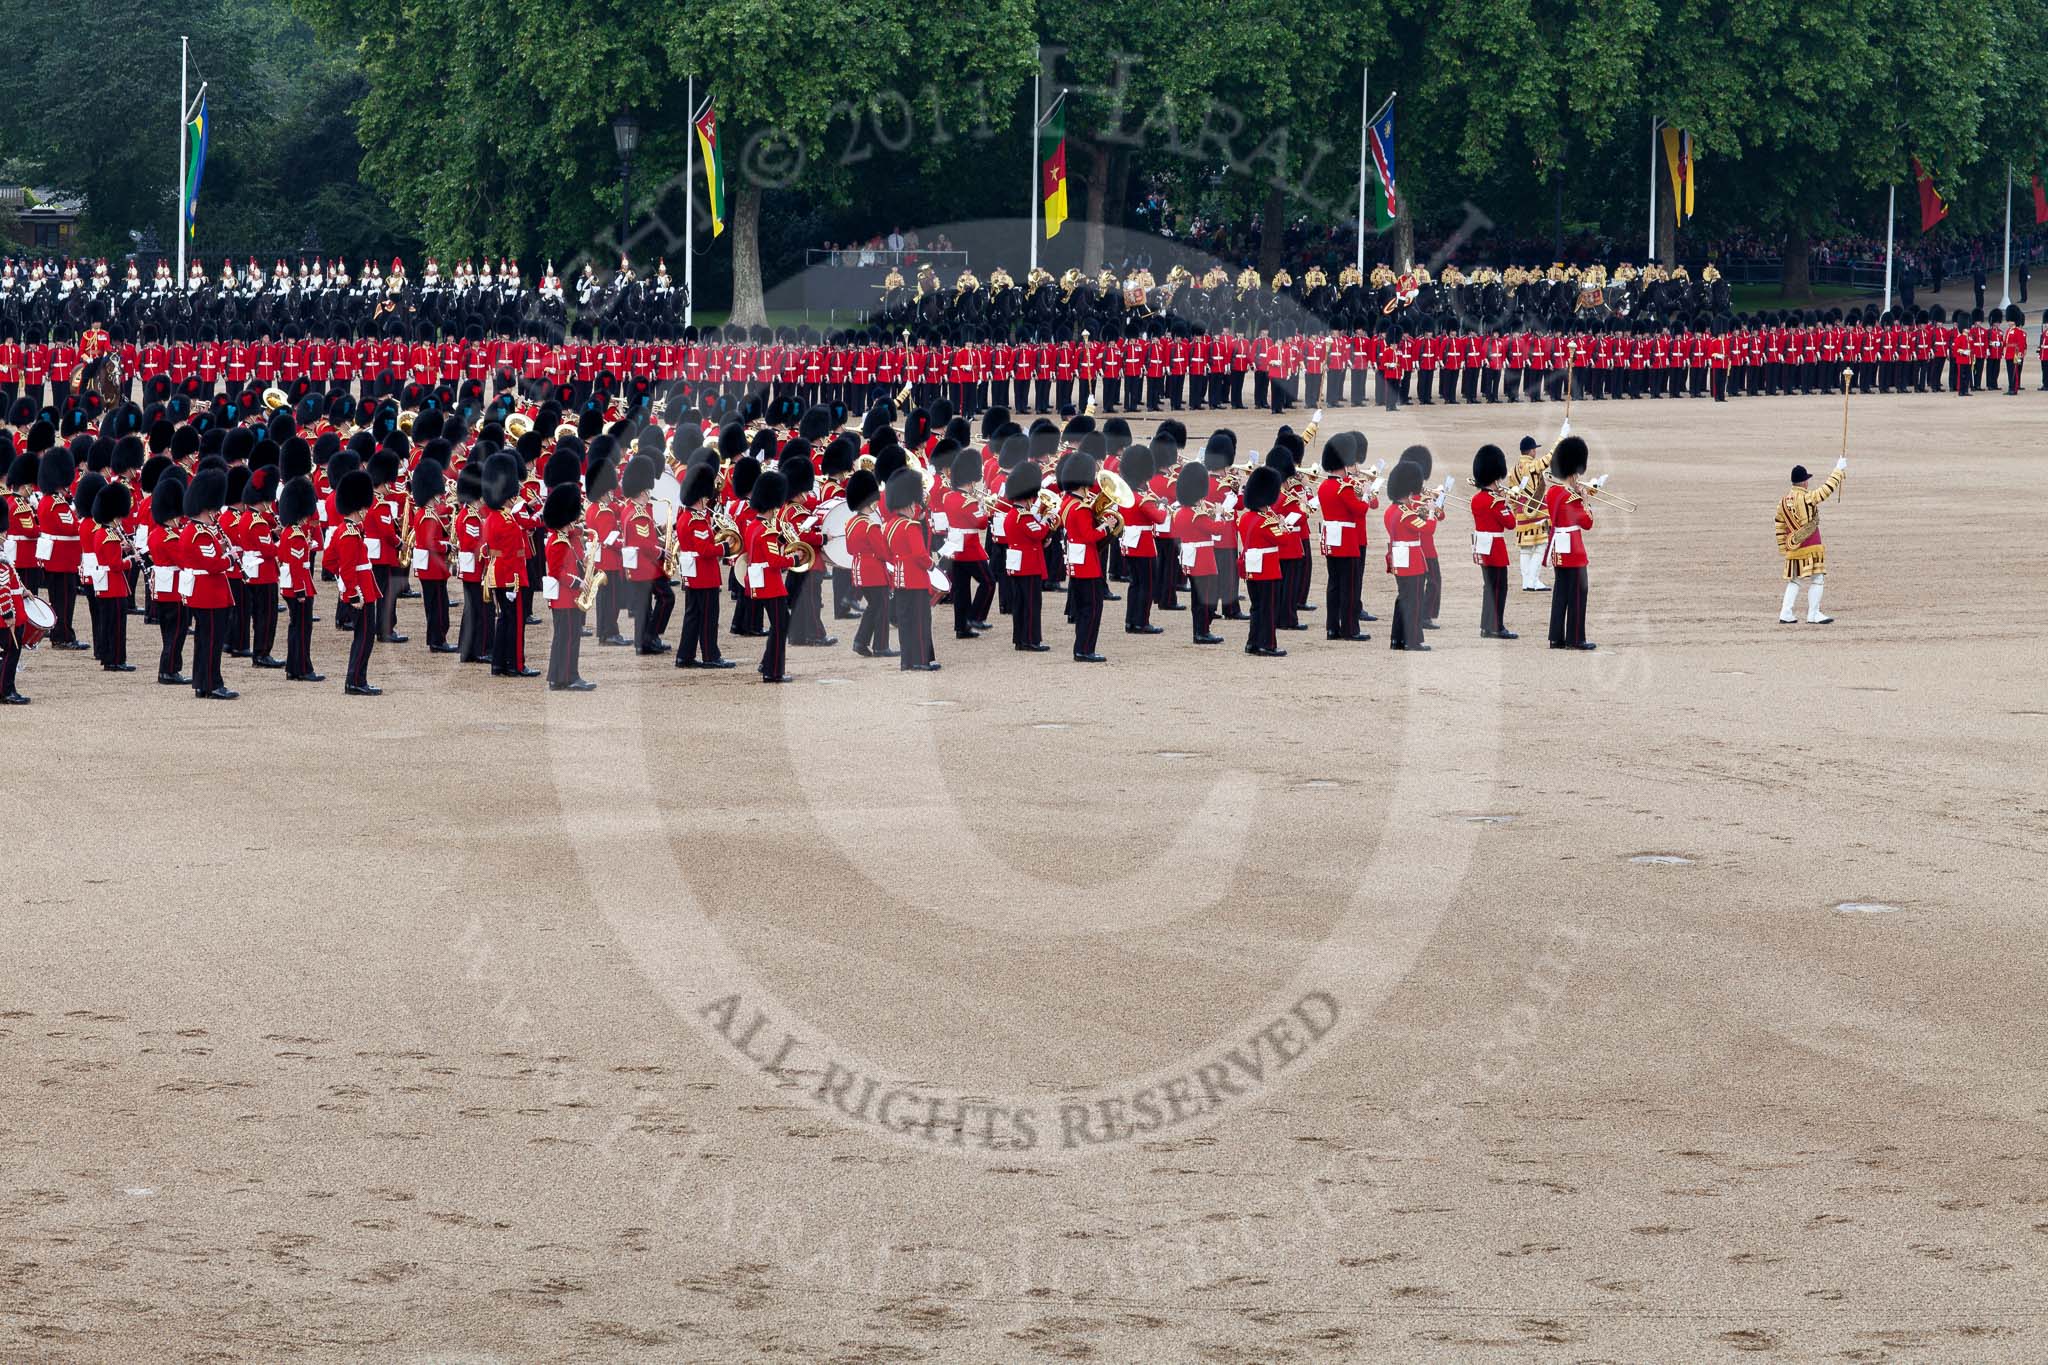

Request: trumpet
left=773, top=516, right=818, bottom=574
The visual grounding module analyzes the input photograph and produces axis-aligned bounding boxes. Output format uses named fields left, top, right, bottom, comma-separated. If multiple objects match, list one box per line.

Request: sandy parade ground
left=6, top=383, right=2048, bottom=1362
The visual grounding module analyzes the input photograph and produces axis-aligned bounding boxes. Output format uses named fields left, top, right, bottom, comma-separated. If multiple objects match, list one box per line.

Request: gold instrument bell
left=261, top=386, right=290, bottom=411
left=506, top=412, right=534, bottom=438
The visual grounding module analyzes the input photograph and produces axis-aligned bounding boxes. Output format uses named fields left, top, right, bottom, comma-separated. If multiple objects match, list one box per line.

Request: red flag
left=2033, top=171, right=2047, bottom=227
left=1911, top=156, right=1949, bottom=233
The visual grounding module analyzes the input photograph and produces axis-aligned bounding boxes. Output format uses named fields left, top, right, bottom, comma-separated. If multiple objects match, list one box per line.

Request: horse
left=78, top=349, right=127, bottom=409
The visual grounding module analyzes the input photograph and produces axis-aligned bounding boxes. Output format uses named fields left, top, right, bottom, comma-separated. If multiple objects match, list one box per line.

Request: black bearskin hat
left=844, top=467, right=880, bottom=512
left=336, top=469, right=376, bottom=517
left=884, top=467, right=923, bottom=513
left=542, top=482, right=582, bottom=531
left=410, top=459, right=447, bottom=506
left=620, top=454, right=659, bottom=499
left=481, top=451, right=522, bottom=510
left=1002, top=461, right=1041, bottom=503
left=1386, top=460, right=1424, bottom=502
left=1242, top=464, right=1282, bottom=512
left=1551, top=435, right=1589, bottom=480
left=1176, top=462, right=1208, bottom=508
left=1472, top=444, right=1508, bottom=487
left=183, top=466, right=228, bottom=518
left=92, top=481, right=133, bottom=527
left=750, top=467, right=789, bottom=514
left=278, top=475, right=317, bottom=528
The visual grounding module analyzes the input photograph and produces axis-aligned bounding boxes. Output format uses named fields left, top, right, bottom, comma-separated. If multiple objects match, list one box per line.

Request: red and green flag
left=2032, top=160, right=2047, bottom=226
left=1911, top=156, right=1948, bottom=233
left=694, top=102, right=726, bottom=238
left=1039, top=94, right=1068, bottom=240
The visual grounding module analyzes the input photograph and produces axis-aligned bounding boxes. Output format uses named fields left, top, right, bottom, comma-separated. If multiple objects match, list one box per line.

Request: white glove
left=1835, top=456, right=1847, bottom=472
left=1558, top=418, right=1571, bottom=439
left=1443, top=476, right=1456, bottom=495
left=1311, top=407, right=1324, bottom=425
left=1590, top=474, right=1607, bottom=489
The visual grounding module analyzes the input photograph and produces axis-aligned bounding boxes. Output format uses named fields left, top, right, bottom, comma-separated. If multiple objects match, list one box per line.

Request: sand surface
left=7, top=388, right=2048, bottom=1362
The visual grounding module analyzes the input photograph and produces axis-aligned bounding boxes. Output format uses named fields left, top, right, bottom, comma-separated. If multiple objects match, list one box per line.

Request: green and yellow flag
left=694, top=103, right=725, bottom=238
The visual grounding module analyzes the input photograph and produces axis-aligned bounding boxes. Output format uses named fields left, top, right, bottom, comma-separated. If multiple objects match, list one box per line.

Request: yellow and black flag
left=1661, top=126, right=1695, bottom=224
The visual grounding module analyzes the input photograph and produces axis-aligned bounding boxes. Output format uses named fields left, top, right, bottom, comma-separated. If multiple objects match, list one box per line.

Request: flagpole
left=1029, top=69, right=1040, bottom=277
left=684, top=75, right=695, bottom=328
left=1647, top=116, right=1659, bottom=263
left=1355, top=65, right=1369, bottom=277
left=1999, top=162, right=2013, bottom=310
left=1882, top=184, right=1895, bottom=314
left=177, top=35, right=188, bottom=285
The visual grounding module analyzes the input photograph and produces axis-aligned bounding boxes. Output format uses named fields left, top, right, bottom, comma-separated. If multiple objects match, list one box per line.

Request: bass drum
left=823, top=537, right=855, bottom=570
left=18, top=595, right=56, bottom=648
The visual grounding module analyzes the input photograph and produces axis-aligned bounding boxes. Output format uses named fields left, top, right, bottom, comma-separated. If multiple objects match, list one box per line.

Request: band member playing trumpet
left=1777, top=458, right=1846, bottom=624
left=673, top=460, right=735, bottom=669
left=942, top=447, right=995, bottom=639
left=1397, top=446, right=1445, bottom=631
left=1057, top=451, right=1110, bottom=663
left=1315, top=440, right=1375, bottom=642
left=542, top=483, right=595, bottom=691
left=1171, top=461, right=1224, bottom=644
left=842, top=468, right=895, bottom=658
left=880, top=467, right=939, bottom=671
left=742, top=467, right=796, bottom=682
left=998, top=461, right=1052, bottom=651
left=1383, top=460, right=1430, bottom=651
left=1236, top=464, right=1287, bottom=657
left=1116, top=444, right=1165, bottom=636
left=1469, top=444, right=1518, bottom=639
left=1543, top=435, right=1595, bottom=650
left=619, top=456, right=673, bottom=655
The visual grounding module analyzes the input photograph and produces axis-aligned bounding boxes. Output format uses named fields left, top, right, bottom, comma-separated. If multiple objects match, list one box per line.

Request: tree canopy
left=4, top=0, right=2044, bottom=306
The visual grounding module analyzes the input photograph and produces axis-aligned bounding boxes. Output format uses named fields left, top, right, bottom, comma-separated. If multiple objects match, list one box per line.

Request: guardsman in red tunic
left=877, top=467, right=939, bottom=671
left=408, top=459, right=458, bottom=653
left=479, top=451, right=536, bottom=677
left=178, top=466, right=238, bottom=698
left=276, top=474, right=323, bottom=682
left=1542, top=435, right=1595, bottom=650
left=1315, top=439, right=1375, bottom=642
left=742, top=466, right=796, bottom=682
left=0, top=555, right=30, bottom=702
left=331, top=469, right=382, bottom=693
left=540, top=483, right=595, bottom=691
left=618, top=455, right=673, bottom=654
left=1168, top=462, right=1222, bottom=644
left=86, top=480, right=136, bottom=671
left=1235, top=464, right=1287, bottom=656
left=1469, top=444, right=1517, bottom=639
left=240, top=466, right=284, bottom=669
left=2002, top=308, right=2026, bottom=394
left=672, top=460, right=734, bottom=669
left=938, top=446, right=993, bottom=639
left=1055, top=451, right=1110, bottom=662
left=149, top=471, right=190, bottom=684
left=1382, top=461, right=1429, bottom=651
left=452, top=466, right=492, bottom=662
left=35, top=445, right=89, bottom=649
left=996, top=461, right=1051, bottom=651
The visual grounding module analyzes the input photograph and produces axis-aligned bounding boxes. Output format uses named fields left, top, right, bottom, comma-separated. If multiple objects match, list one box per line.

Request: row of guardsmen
left=0, top=390, right=1631, bottom=703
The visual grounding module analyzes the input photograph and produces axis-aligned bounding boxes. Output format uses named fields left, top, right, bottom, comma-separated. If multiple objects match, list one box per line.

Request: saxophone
left=575, top=530, right=605, bottom=611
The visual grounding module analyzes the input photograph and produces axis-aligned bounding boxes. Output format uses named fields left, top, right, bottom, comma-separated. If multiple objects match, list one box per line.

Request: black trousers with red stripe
left=1009, top=576, right=1042, bottom=647
left=285, top=595, right=314, bottom=677
left=158, top=603, right=188, bottom=677
left=490, top=588, right=524, bottom=673
left=757, top=596, right=790, bottom=679
left=348, top=599, right=378, bottom=686
left=190, top=605, right=227, bottom=695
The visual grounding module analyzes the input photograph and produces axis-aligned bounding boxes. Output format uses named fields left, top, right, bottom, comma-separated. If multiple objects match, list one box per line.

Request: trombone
left=1578, top=476, right=1637, bottom=512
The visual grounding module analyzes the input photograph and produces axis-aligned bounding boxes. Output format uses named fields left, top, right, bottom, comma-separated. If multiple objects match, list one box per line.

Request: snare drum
left=18, top=595, right=56, bottom=648
left=928, top=565, right=951, bottom=594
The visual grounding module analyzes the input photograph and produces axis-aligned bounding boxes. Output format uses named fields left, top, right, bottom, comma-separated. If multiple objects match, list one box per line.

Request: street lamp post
left=612, top=112, right=640, bottom=263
